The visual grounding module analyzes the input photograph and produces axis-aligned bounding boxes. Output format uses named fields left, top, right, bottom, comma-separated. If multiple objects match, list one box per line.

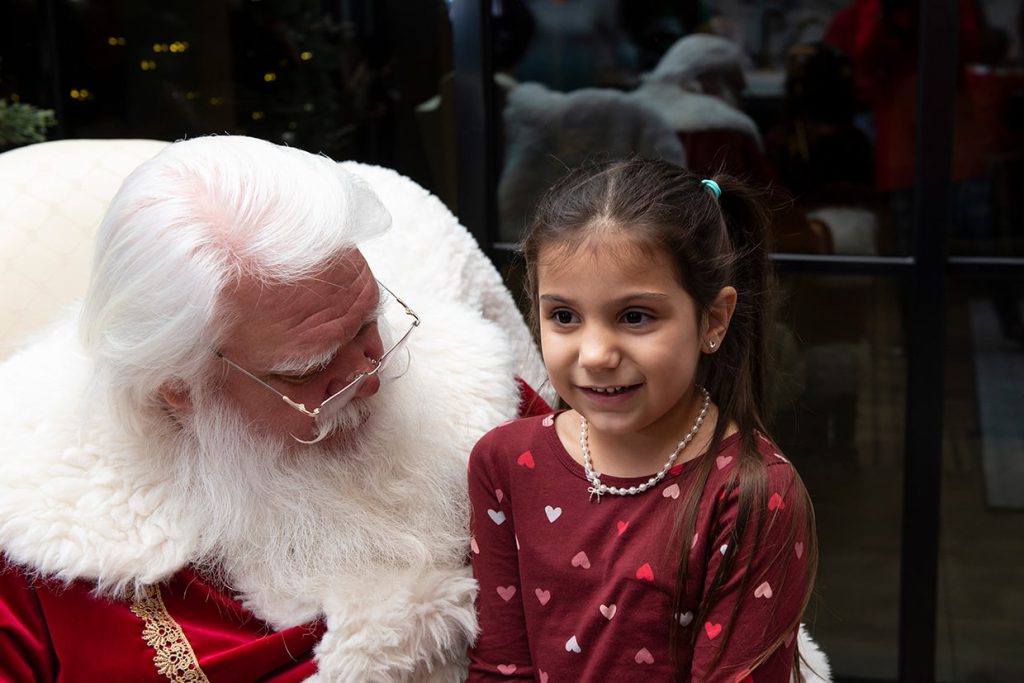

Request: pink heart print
left=496, top=585, right=517, bottom=602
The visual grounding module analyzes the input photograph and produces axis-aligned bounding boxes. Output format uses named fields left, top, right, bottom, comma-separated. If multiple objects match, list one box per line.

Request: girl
left=467, top=159, right=818, bottom=681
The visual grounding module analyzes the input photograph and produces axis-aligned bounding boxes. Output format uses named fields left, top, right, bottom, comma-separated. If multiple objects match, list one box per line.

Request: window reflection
left=774, top=270, right=905, bottom=680
left=491, top=1, right=885, bottom=258
left=940, top=274, right=1024, bottom=681
left=491, top=0, right=1024, bottom=261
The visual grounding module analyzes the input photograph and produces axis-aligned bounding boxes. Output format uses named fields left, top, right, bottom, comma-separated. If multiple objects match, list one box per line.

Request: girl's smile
left=578, top=382, right=642, bottom=405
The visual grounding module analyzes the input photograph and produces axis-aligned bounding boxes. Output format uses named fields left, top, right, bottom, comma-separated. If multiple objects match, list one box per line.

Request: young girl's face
left=536, top=230, right=707, bottom=442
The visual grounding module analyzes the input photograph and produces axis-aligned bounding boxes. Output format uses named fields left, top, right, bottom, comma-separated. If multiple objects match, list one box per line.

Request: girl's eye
left=550, top=309, right=578, bottom=325
left=622, top=310, right=652, bottom=325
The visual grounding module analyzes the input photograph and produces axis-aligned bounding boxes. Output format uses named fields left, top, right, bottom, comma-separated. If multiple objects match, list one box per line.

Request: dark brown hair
left=521, top=158, right=818, bottom=680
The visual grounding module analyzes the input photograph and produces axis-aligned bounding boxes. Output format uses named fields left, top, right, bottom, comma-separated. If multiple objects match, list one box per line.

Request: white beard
left=0, top=297, right=523, bottom=680
left=156, top=377, right=470, bottom=628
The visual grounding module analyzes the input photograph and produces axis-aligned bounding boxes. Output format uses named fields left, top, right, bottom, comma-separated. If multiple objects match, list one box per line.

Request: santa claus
left=0, top=135, right=549, bottom=681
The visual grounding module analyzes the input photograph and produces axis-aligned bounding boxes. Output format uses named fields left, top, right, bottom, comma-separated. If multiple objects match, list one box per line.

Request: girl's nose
left=578, top=327, right=620, bottom=369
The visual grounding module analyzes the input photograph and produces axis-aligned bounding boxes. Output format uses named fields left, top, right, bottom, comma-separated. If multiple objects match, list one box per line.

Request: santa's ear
left=158, top=381, right=193, bottom=415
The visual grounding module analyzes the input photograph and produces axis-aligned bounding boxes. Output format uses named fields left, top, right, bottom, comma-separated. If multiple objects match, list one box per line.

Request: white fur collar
left=0, top=297, right=520, bottom=681
left=630, top=82, right=764, bottom=149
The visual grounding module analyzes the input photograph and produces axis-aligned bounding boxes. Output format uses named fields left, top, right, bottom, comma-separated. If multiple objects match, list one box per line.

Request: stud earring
left=708, top=339, right=717, bottom=350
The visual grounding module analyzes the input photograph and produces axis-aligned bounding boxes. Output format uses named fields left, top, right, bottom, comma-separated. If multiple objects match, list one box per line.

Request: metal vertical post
left=451, top=0, right=496, bottom=252
left=898, top=0, right=958, bottom=679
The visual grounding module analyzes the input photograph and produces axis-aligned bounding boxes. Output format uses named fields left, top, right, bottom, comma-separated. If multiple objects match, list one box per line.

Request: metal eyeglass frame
left=214, top=281, right=420, bottom=425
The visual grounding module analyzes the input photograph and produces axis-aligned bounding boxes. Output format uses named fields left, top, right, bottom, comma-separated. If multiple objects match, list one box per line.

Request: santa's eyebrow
left=367, top=289, right=387, bottom=322
left=267, top=345, right=340, bottom=376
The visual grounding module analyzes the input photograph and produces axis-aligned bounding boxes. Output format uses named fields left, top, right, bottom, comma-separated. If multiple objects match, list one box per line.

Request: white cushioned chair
left=0, top=139, right=170, bottom=360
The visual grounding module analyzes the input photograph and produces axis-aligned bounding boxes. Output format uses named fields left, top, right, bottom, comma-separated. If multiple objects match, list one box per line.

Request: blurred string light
left=107, top=36, right=126, bottom=46
left=152, top=42, right=188, bottom=53
left=209, top=97, right=225, bottom=106
left=251, top=111, right=265, bottom=120
left=140, top=60, right=157, bottom=71
left=69, top=88, right=93, bottom=100
left=300, top=51, right=313, bottom=61
left=263, top=72, right=277, bottom=82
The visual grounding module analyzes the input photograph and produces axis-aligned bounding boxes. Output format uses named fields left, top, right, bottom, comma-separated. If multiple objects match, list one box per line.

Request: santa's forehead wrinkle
left=227, top=252, right=379, bottom=362
left=236, top=251, right=373, bottom=309
left=284, top=270, right=377, bottom=333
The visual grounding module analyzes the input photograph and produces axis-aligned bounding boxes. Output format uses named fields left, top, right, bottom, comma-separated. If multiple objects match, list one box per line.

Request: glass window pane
left=938, top=273, right=1024, bottom=680
left=948, top=1, right=1024, bottom=257
left=772, top=270, right=904, bottom=680
left=489, top=1, right=914, bottom=254
left=937, top=4, right=1024, bottom=672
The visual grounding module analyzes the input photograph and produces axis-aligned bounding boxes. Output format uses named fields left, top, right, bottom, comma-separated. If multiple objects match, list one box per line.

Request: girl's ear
left=703, top=286, right=737, bottom=353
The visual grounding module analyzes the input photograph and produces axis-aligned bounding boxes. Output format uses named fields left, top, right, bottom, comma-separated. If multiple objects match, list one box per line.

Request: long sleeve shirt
left=468, top=413, right=813, bottom=682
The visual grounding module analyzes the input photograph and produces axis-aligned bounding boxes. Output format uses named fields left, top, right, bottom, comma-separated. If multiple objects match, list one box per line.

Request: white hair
left=79, top=135, right=391, bottom=436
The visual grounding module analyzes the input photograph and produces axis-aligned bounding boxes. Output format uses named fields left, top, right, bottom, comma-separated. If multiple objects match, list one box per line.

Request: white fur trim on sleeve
left=311, top=567, right=478, bottom=683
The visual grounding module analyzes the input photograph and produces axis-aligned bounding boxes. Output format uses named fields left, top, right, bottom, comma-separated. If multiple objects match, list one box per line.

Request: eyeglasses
left=215, top=281, right=419, bottom=442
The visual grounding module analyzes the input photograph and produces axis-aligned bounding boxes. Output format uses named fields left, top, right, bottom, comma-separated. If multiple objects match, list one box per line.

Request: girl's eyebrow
left=612, top=292, right=670, bottom=305
left=539, top=292, right=670, bottom=306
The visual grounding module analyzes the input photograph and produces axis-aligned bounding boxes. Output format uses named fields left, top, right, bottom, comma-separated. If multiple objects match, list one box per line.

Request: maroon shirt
left=468, top=413, right=812, bottom=682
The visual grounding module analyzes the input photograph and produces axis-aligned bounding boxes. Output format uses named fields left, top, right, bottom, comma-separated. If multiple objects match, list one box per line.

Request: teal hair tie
left=701, top=179, right=721, bottom=199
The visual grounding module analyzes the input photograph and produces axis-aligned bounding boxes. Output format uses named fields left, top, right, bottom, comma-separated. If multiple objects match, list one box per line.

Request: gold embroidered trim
left=128, top=584, right=211, bottom=683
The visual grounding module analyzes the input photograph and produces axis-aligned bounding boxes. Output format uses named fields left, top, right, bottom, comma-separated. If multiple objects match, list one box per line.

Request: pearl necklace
left=580, top=386, right=711, bottom=502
